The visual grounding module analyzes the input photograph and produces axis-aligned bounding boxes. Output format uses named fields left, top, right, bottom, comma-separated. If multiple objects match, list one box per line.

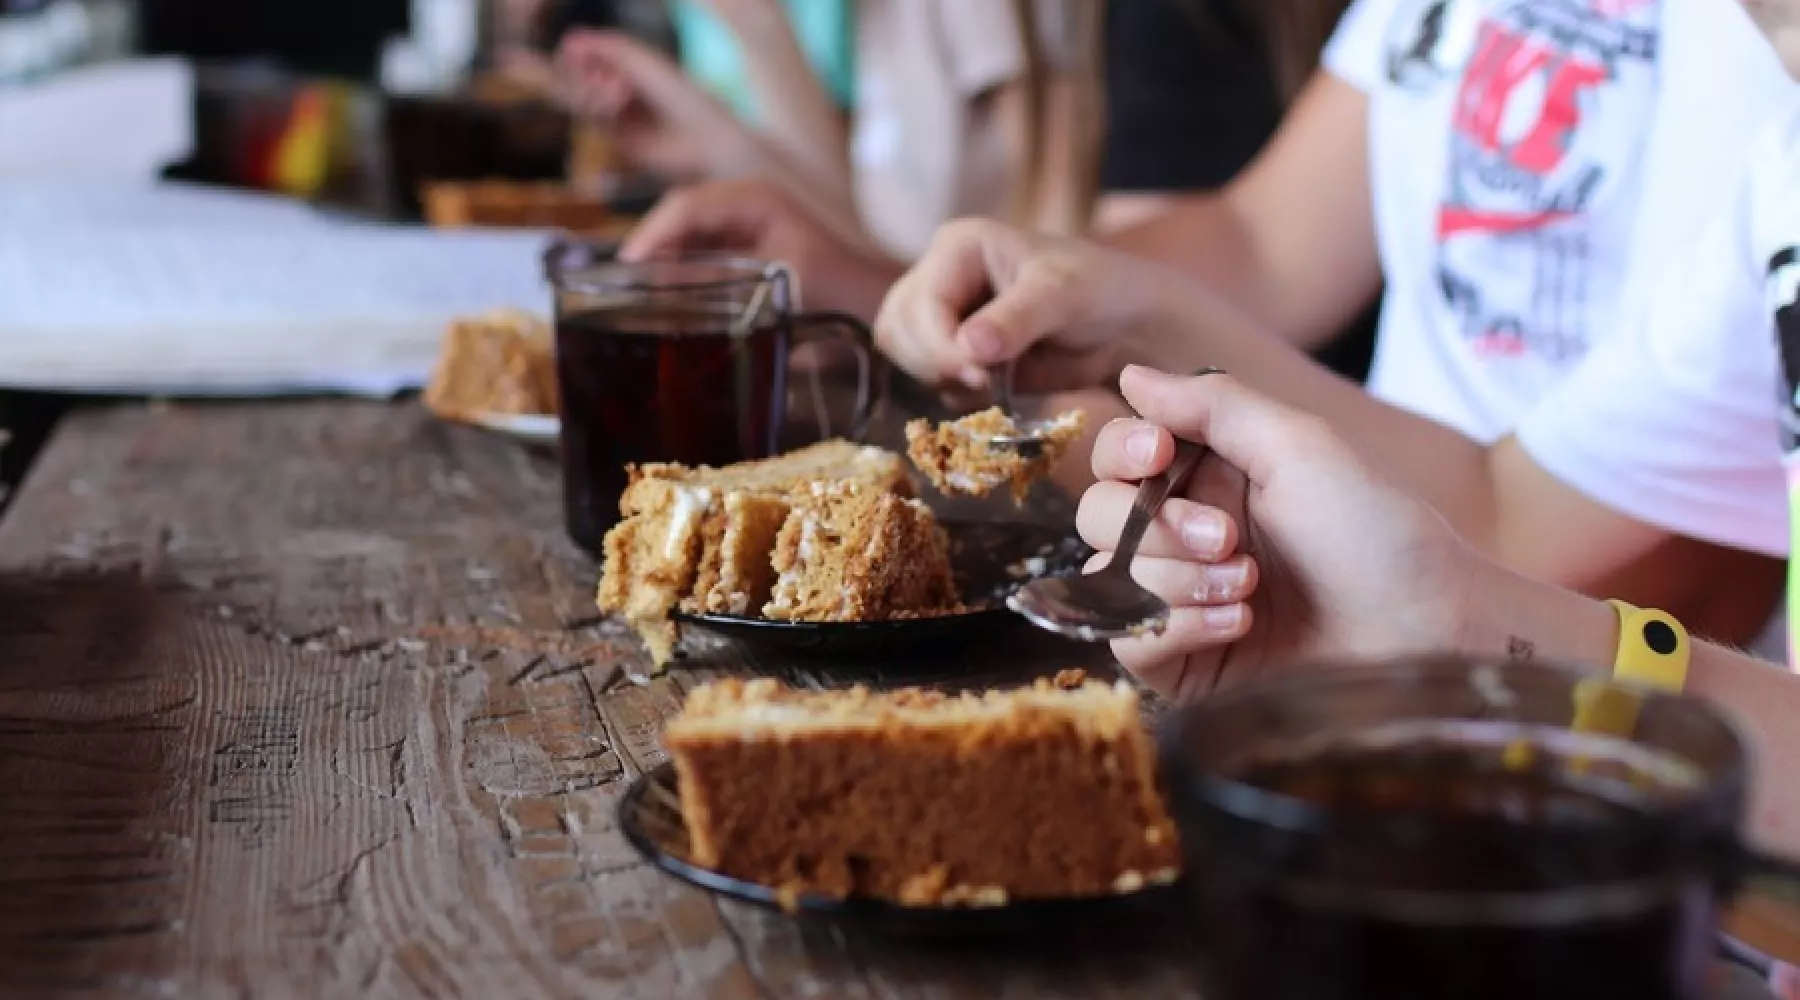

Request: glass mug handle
left=756, top=257, right=883, bottom=445
left=784, top=311, right=883, bottom=444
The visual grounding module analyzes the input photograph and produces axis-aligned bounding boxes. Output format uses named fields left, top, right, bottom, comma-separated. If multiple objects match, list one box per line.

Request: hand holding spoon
left=1007, top=367, right=1222, bottom=641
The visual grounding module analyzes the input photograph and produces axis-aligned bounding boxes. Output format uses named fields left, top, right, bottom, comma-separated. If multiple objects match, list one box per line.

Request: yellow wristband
left=1571, top=600, right=1690, bottom=743
left=1605, top=598, right=1690, bottom=693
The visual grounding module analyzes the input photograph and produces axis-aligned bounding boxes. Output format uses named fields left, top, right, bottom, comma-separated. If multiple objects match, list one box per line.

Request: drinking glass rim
left=1159, top=654, right=1749, bottom=839
left=548, top=255, right=782, bottom=296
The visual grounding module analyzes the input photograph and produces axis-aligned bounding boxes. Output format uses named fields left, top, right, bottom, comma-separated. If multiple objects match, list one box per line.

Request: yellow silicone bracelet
left=1605, top=598, right=1690, bottom=693
left=1570, top=600, right=1690, bottom=744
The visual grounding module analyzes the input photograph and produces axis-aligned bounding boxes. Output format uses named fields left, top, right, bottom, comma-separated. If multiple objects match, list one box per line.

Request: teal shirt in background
left=671, top=0, right=855, bottom=122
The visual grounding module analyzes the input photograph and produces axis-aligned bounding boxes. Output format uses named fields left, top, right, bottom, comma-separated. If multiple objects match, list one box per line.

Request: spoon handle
left=1111, top=439, right=1207, bottom=572
left=991, top=360, right=1018, bottom=417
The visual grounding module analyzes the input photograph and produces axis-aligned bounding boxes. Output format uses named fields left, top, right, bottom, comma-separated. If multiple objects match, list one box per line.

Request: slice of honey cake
left=905, top=407, right=1086, bottom=505
left=762, top=480, right=960, bottom=622
left=663, top=676, right=1182, bottom=906
left=423, top=310, right=559, bottom=421
left=685, top=491, right=793, bottom=616
left=597, top=441, right=913, bottom=665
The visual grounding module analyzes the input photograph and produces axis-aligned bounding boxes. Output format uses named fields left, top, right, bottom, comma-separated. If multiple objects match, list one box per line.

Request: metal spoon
left=973, top=360, right=1061, bottom=458
left=1007, top=433, right=1211, bottom=641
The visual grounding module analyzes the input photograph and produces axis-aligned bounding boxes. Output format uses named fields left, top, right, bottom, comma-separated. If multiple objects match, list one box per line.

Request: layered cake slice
left=686, top=491, right=793, bottom=616
left=663, top=675, right=1182, bottom=906
left=597, top=441, right=915, bottom=665
left=762, top=480, right=960, bottom=621
left=905, top=407, right=1086, bottom=504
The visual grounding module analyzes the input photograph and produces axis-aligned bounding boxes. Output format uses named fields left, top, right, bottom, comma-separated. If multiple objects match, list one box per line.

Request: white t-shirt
left=1516, top=108, right=1800, bottom=660
left=1325, top=0, right=1796, bottom=444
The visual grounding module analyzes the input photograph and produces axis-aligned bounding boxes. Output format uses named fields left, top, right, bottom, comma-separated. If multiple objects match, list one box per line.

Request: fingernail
left=1200, top=605, right=1244, bottom=633
left=1125, top=427, right=1157, bottom=466
left=1181, top=515, right=1225, bottom=556
left=1196, top=561, right=1249, bottom=602
left=958, top=365, right=988, bottom=389
left=963, top=324, right=1003, bottom=362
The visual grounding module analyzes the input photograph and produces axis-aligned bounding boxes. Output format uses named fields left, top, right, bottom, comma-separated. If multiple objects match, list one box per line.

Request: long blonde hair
left=1007, top=0, right=1107, bottom=234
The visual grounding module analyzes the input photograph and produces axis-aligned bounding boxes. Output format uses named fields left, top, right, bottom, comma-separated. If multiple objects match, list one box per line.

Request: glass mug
left=545, top=243, right=882, bottom=555
left=1157, top=654, right=1800, bottom=1000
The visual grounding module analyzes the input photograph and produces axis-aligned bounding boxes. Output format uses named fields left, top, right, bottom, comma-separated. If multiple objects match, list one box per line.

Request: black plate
left=671, top=520, right=1089, bottom=655
left=619, top=761, right=1184, bottom=938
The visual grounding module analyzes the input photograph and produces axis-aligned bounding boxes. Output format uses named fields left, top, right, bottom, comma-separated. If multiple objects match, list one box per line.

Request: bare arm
left=698, top=0, right=856, bottom=219
left=1457, top=562, right=1800, bottom=856
left=1099, top=72, right=1385, bottom=350
left=1121, top=273, right=1782, bottom=643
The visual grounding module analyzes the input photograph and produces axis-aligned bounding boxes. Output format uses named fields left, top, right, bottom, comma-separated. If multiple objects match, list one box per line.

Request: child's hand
left=556, top=30, right=756, bottom=181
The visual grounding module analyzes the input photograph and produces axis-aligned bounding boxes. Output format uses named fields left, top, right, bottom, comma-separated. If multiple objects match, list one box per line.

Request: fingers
left=1112, top=604, right=1255, bottom=699
left=875, top=219, right=1006, bottom=388
left=1089, top=418, right=1175, bottom=483
left=1075, top=483, right=1239, bottom=561
left=621, top=181, right=777, bottom=261
left=876, top=218, right=1080, bottom=390
left=955, top=252, right=1083, bottom=368
left=1081, top=552, right=1258, bottom=607
left=557, top=31, right=636, bottom=118
left=1115, top=367, right=1344, bottom=490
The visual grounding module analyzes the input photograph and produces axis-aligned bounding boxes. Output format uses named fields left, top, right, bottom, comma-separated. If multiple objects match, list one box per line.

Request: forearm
left=1098, top=193, right=1372, bottom=351
left=710, top=1, right=854, bottom=212
left=1458, top=560, right=1800, bottom=856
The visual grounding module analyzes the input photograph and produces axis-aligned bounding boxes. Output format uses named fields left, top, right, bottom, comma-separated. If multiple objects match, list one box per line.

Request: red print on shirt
left=1430, top=0, right=1659, bottom=363
left=1437, top=22, right=1607, bottom=238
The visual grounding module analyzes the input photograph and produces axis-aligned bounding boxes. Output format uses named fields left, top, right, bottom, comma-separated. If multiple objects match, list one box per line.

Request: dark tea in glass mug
left=1158, top=655, right=1800, bottom=1000
left=546, top=245, right=880, bottom=555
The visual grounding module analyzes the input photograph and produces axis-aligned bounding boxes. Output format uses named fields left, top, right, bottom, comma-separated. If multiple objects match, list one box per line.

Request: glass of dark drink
left=547, top=244, right=882, bottom=555
left=1157, top=654, right=1800, bottom=1000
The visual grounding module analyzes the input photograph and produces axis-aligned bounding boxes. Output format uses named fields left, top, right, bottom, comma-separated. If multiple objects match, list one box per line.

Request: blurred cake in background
left=421, top=178, right=627, bottom=236
left=423, top=309, right=558, bottom=422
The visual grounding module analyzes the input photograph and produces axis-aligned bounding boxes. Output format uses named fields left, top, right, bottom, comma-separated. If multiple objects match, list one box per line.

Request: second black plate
left=672, top=520, right=1089, bottom=656
left=619, top=761, right=1184, bottom=938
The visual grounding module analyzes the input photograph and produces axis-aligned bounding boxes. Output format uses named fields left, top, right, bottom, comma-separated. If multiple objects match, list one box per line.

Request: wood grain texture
left=0, top=400, right=1195, bottom=1000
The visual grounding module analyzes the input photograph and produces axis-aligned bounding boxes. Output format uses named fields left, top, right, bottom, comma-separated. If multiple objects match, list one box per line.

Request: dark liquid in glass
left=555, top=303, right=781, bottom=555
left=1191, top=740, right=1713, bottom=1000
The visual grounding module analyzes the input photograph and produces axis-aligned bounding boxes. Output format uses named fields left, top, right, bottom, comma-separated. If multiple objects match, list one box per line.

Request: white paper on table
left=0, top=179, right=327, bottom=231
left=0, top=58, right=194, bottom=182
left=0, top=224, right=556, bottom=396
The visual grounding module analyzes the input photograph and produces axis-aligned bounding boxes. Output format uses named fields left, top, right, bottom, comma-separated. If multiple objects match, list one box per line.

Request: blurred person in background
left=567, top=0, right=1103, bottom=318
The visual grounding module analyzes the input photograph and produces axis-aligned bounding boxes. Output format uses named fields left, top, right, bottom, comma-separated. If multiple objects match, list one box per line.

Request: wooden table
left=0, top=399, right=1203, bottom=999
left=0, top=399, right=1782, bottom=1000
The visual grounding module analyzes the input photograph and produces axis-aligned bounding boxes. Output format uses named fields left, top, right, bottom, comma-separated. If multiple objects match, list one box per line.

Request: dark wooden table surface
left=0, top=398, right=1782, bottom=1000
left=0, top=399, right=1207, bottom=999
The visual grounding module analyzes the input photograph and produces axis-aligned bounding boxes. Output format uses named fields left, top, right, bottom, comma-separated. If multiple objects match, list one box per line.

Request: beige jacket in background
left=850, top=0, right=1078, bottom=259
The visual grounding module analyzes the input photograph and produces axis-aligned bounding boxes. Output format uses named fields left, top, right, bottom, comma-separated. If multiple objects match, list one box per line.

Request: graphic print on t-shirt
left=1768, top=244, right=1800, bottom=666
left=1387, top=0, right=1455, bottom=87
left=1432, top=0, right=1659, bottom=364
left=1767, top=245, right=1800, bottom=451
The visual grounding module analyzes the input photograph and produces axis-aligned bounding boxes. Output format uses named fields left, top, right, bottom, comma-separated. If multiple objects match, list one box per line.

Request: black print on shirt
left=1767, top=245, right=1800, bottom=452
left=1434, top=0, right=1658, bottom=364
left=1387, top=0, right=1453, bottom=88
